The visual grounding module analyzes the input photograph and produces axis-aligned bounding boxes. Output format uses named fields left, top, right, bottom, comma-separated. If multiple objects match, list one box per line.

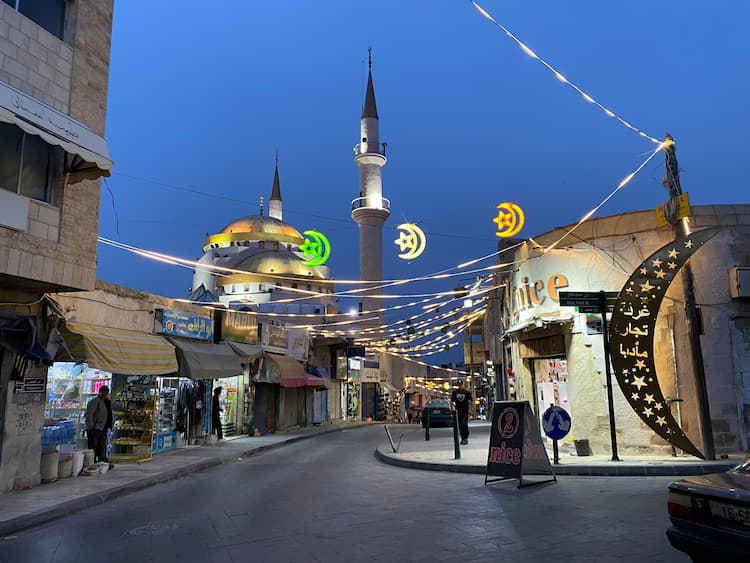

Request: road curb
left=0, top=423, right=371, bottom=537
left=374, top=446, right=736, bottom=477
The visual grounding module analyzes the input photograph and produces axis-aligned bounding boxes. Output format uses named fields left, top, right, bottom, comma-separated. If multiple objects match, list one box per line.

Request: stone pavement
left=0, top=421, right=372, bottom=536
left=376, top=422, right=742, bottom=476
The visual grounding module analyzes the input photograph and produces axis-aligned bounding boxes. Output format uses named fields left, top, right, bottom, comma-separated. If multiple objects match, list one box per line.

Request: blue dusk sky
left=98, top=1, right=748, bottom=322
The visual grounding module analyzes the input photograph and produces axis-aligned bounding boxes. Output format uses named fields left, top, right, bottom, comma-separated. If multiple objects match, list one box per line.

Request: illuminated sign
left=394, top=223, right=426, bottom=259
left=300, top=230, right=331, bottom=266
left=156, top=309, right=213, bottom=341
left=493, top=202, right=525, bottom=238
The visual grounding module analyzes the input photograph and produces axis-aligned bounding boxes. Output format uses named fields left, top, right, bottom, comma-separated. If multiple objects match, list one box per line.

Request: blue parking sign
left=542, top=405, right=572, bottom=440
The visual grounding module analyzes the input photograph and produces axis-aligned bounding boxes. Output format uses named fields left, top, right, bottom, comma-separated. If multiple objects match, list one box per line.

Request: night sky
left=97, top=1, right=748, bottom=349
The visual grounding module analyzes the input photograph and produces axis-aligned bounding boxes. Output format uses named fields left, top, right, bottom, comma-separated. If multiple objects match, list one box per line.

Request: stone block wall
left=0, top=0, right=114, bottom=292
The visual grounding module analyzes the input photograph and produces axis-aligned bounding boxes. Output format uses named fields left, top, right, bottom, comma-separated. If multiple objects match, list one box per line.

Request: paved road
left=0, top=425, right=687, bottom=563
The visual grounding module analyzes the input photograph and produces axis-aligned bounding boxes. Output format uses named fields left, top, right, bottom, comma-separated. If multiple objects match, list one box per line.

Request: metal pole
left=600, top=290, right=621, bottom=461
left=424, top=408, right=430, bottom=441
left=663, top=134, right=715, bottom=460
left=553, top=439, right=559, bottom=465
left=452, top=410, right=461, bottom=460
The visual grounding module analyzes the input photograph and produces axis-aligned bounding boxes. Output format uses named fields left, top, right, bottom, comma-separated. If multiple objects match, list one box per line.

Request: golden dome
left=221, top=250, right=328, bottom=283
left=203, top=216, right=304, bottom=249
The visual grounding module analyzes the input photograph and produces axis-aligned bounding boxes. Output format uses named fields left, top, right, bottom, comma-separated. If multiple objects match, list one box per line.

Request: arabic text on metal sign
left=558, top=291, right=618, bottom=307
left=160, top=308, right=213, bottom=341
left=15, top=377, right=45, bottom=393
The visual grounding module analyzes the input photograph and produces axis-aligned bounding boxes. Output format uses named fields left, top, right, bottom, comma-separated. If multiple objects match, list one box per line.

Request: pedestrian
left=212, top=386, right=223, bottom=442
left=85, top=385, right=112, bottom=466
left=450, top=380, right=473, bottom=444
left=407, top=409, right=413, bottom=424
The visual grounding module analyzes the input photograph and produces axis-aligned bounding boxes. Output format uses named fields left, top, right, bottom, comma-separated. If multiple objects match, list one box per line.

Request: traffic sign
left=542, top=405, right=572, bottom=441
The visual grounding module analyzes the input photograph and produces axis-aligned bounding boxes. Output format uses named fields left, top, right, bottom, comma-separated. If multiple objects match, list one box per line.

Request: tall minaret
left=352, top=49, right=389, bottom=321
left=269, top=151, right=283, bottom=221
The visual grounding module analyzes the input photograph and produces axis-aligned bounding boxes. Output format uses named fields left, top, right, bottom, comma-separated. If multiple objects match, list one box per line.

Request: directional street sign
left=558, top=291, right=618, bottom=313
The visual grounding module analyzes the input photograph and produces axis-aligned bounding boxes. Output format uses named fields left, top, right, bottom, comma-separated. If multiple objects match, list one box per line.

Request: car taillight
left=668, top=491, right=693, bottom=521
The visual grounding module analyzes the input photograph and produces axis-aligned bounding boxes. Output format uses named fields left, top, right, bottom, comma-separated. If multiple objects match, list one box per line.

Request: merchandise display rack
left=111, top=378, right=156, bottom=462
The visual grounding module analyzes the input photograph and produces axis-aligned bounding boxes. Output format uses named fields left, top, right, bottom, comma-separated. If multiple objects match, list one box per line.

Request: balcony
left=351, top=196, right=391, bottom=213
left=354, top=142, right=387, bottom=157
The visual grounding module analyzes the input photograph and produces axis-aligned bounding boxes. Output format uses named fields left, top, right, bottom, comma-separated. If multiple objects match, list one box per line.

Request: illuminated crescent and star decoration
left=493, top=202, right=525, bottom=238
left=395, top=223, right=427, bottom=260
left=608, top=228, right=720, bottom=459
left=299, top=230, right=331, bottom=266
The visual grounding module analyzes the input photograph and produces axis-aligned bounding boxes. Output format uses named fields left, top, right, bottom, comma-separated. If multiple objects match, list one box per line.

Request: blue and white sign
left=542, top=405, right=571, bottom=440
left=158, top=308, right=213, bottom=341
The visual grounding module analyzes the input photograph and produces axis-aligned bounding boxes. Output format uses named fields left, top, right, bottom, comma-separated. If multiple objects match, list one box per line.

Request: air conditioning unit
left=729, top=268, right=750, bottom=298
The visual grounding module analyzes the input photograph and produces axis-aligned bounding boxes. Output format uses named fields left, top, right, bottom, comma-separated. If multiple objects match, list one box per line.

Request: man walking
left=450, top=380, right=473, bottom=445
left=86, top=386, right=111, bottom=464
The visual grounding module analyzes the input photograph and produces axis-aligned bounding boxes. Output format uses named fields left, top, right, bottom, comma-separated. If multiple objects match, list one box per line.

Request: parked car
left=666, top=456, right=750, bottom=562
left=421, top=400, right=453, bottom=428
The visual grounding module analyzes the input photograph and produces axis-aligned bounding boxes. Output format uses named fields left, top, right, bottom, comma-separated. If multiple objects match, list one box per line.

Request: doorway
left=531, top=357, right=569, bottom=435
left=731, top=318, right=750, bottom=450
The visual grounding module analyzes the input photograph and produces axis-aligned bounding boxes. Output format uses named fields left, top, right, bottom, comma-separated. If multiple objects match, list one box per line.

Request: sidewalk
left=376, top=422, right=742, bottom=477
left=0, top=422, right=371, bottom=536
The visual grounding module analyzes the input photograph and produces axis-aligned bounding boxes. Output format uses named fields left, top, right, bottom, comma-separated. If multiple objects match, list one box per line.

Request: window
left=586, top=316, right=603, bottom=335
left=0, top=123, right=63, bottom=203
left=3, top=0, right=68, bottom=40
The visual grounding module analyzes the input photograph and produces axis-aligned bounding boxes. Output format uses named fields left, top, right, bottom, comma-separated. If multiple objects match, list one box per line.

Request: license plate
left=710, top=500, right=750, bottom=527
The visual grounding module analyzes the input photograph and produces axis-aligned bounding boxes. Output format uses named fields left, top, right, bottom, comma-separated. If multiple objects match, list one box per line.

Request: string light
left=543, top=141, right=666, bottom=252
left=469, top=0, right=660, bottom=145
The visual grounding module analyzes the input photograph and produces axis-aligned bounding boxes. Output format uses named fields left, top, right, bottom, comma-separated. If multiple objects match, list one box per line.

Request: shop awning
left=0, top=82, right=113, bottom=184
left=503, top=313, right=574, bottom=337
left=306, top=374, right=328, bottom=389
left=57, top=322, right=177, bottom=375
left=264, top=353, right=307, bottom=388
left=227, top=341, right=263, bottom=364
left=380, top=380, right=399, bottom=394
left=167, top=337, right=243, bottom=380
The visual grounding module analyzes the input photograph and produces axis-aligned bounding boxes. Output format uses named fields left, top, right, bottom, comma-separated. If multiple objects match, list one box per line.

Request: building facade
left=492, top=205, right=750, bottom=457
left=0, top=1, right=114, bottom=492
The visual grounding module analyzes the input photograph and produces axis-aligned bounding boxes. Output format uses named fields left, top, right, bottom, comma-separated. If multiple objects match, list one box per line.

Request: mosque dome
left=218, top=249, right=328, bottom=284
left=202, top=215, right=305, bottom=250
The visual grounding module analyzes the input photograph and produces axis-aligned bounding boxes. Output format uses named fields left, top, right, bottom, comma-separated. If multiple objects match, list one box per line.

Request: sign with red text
left=485, top=401, right=556, bottom=487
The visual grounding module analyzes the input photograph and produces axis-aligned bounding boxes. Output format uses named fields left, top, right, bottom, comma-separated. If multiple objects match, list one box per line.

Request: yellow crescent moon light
left=493, top=202, right=525, bottom=238
left=395, top=223, right=427, bottom=260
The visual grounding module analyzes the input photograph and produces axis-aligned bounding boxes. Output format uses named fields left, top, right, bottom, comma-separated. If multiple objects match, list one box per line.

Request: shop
left=49, top=321, right=180, bottom=461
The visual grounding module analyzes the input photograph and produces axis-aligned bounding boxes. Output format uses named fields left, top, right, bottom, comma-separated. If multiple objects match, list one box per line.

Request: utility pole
left=662, top=134, right=716, bottom=460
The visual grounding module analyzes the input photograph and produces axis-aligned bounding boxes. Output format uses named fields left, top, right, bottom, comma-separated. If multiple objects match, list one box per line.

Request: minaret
left=352, top=48, right=389, bottom=321
left=269, top=151, right=283, bottom=221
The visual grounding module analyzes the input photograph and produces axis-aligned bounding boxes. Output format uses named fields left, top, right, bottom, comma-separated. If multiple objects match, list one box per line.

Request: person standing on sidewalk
left=212, top=386, right=224, bottom=442
left=450, top=380, right=473, bottom=445
left=86, top=386, right=111, bottom=463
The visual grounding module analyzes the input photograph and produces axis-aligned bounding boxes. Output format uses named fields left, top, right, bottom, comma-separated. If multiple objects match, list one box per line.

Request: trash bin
left=41, top=451, right=60, bottom=483
left=574, top=439, right=591, bottom=456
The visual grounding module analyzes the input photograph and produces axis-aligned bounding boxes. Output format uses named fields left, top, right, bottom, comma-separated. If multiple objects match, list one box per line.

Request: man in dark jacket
left=450, top=380, right=473, bottom=445
left=86, top=386, right=111, bottom=463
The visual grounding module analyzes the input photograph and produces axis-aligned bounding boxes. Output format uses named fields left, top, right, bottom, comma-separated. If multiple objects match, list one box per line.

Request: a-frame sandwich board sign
left=485, top=401, right=557, bottom=488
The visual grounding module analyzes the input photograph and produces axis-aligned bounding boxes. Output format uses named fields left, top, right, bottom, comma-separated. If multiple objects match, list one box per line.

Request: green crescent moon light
left=300, top=230, right=331, bottom=266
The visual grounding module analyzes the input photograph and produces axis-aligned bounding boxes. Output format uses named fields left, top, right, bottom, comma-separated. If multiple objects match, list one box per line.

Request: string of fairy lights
left=469, top=0, right=661, bottom=145
left=94, top=2, right=676, bottom=380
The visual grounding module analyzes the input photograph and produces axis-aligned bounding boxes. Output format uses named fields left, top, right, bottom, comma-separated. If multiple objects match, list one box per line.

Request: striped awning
left=56, top=322, right=177, bottom=375
left=264, top=353, right=307, bottom=388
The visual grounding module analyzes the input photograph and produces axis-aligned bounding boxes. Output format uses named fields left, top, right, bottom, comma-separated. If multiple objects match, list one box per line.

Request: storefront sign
left=156, top=308, right=213, bottom=341
left=152, top=431, right=177, bottom=453
left=485, top=401, right=556, bottom=487
left=261, top=324, right=288, bottom=355
left=221, top=310, right=258, bottom=344
left=287, top=327, right=309, bottom=360
left=14, top=376, right=45, bottom=393
left=361, top=356, right=380, bottom=383
left=514, top=274, right=569, bottom=311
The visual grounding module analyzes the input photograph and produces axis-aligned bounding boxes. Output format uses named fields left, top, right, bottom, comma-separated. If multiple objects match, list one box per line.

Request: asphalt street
left=0, top=425, right=688, bottom=563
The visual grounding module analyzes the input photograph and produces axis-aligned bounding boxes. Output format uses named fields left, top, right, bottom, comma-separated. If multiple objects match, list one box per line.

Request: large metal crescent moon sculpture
left=608, top=227, right=720, bottom=459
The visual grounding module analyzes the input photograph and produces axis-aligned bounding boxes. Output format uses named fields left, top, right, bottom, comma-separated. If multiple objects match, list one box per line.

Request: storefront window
left=45, top=362, right=112, bottom=448
left=214, top=376, right=242, bottom=436
left=0, top=124, right=63, bottom=203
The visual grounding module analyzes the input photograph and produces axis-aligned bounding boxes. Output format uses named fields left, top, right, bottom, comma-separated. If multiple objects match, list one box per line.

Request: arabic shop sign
left=156, top=308, right=213, bottom=341
left=221, top=310, right=258, bottom=344
left=0, top=80, right=110, bottom=159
